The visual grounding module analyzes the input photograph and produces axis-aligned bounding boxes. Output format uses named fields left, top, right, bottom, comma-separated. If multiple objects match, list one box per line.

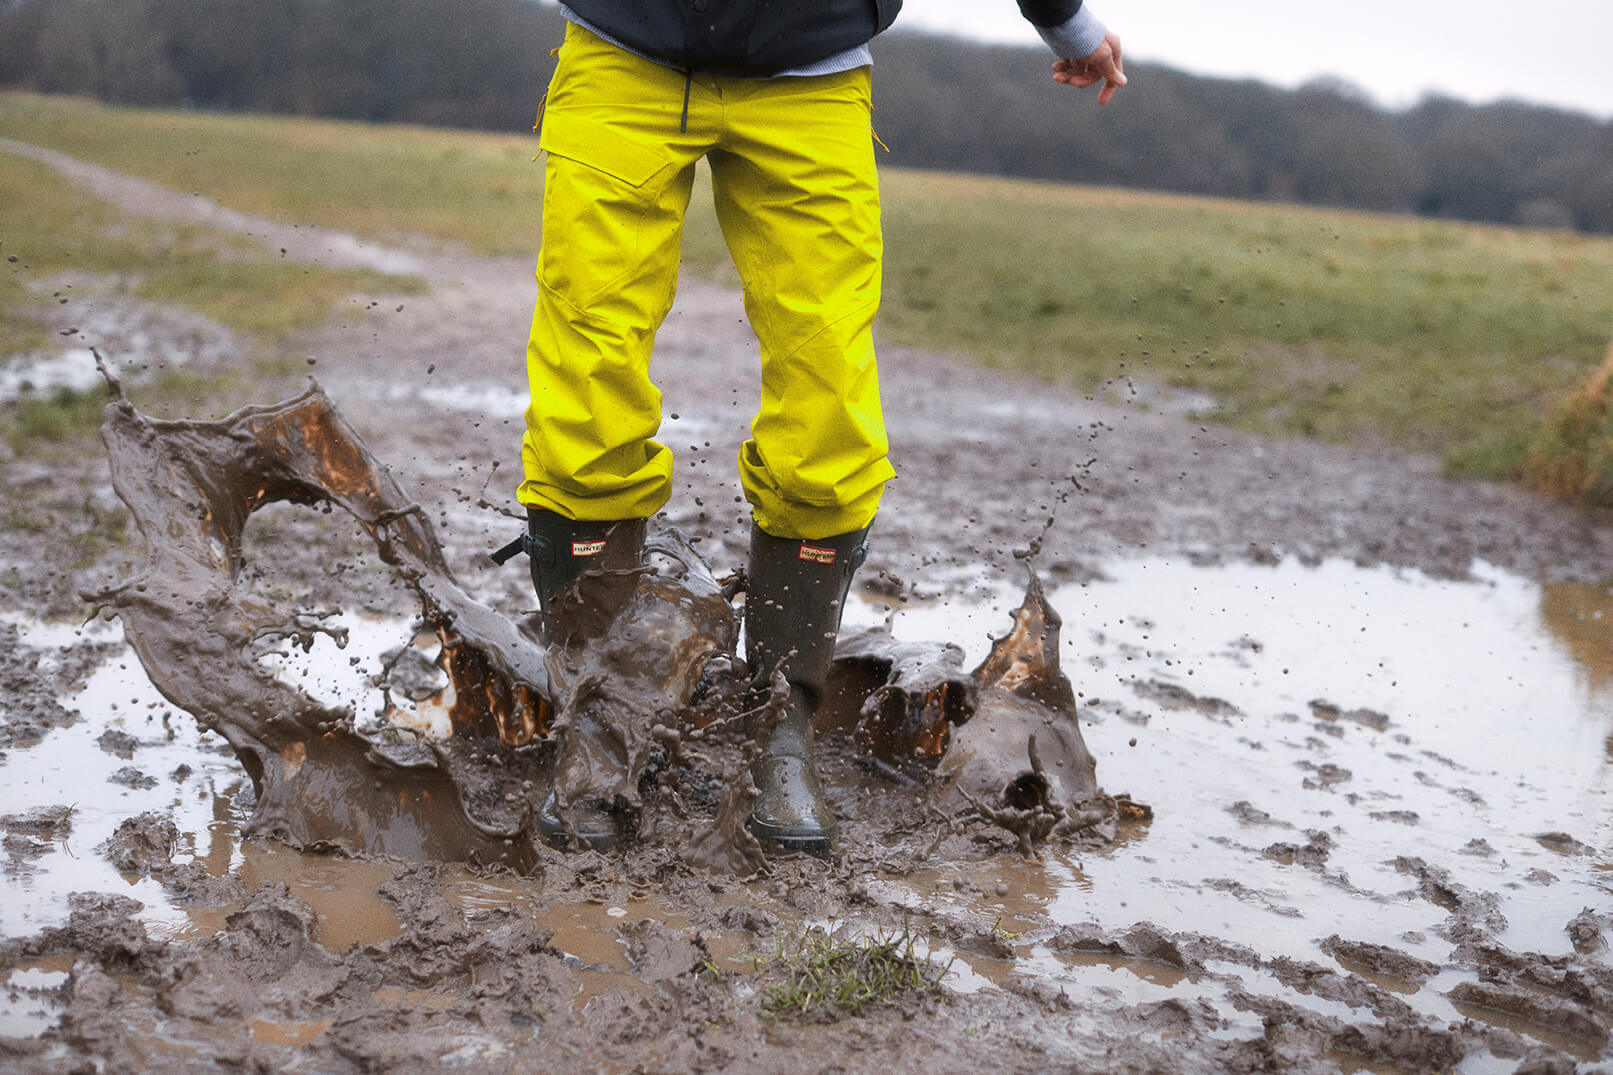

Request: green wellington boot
left=492, top=508, right=646, bottom=643
left=744, top=522, right=870, bottom=857
left=492, top=508, right=645, bottom=849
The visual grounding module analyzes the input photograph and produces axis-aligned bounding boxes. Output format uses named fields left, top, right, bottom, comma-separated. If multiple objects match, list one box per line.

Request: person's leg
left=709, top=67, right=894, bottom=543
left=519, top=23, right=709, bottom=529
left=511, top=24, right=720, bottom=642
left=707, top=68, right=892, bottom=854
left=513, top=24, right=716, bottom=845
left=740, top=522, right=869, bottom=854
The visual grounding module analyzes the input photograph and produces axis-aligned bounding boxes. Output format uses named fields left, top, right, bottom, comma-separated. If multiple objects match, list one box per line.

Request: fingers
left=1051, top=57, right=1101, bottom=88
left=1088, top=35, right=1126, bottom=104
left=1091, top=37, right=1126, bottom=85
left=1050, top=35, right=1127, bottom=103
left=1054, top=71, right=1101, bottom=89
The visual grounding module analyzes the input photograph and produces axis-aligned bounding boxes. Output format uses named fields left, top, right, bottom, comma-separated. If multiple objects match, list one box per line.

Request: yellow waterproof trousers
left=518, top=24, right=894, bottom=540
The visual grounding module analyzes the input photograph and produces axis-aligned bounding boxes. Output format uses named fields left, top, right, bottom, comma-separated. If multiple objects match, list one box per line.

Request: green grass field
left=876, top=173, right=1613, bottom=480
left=4, top=91, right=1611, bottom=492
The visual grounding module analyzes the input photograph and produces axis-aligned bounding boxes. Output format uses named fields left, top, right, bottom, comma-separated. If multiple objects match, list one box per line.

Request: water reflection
left=1540, top=580, right=1613, bottom=691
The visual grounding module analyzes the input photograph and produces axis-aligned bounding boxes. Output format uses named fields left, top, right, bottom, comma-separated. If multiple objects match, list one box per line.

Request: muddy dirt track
left=3, top=143, right=1613, bottom=1073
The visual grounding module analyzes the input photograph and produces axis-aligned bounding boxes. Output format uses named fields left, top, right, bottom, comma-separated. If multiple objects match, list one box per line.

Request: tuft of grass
left=990, top=913, right=1022, bottom=942
left=760, top=926, right=949, bottom=1019
left=1521, top=338, right=1613, bottom=505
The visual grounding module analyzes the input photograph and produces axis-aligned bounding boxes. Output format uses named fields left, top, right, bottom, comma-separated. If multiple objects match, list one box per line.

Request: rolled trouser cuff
left=741, top=438, right=889, bottom=540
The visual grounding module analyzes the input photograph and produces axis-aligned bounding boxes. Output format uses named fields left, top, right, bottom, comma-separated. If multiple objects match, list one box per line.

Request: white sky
left=897, top=0, right=1613, bottom=119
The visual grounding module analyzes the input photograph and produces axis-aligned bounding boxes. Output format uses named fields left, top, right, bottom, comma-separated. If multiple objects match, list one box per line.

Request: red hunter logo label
left=797, top=544, right=837, bottom=565
left=571, top=540, right=606, bottom=557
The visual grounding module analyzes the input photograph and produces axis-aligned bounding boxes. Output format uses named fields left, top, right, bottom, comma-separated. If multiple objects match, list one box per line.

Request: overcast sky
left=897, top=0, right=1613, bottom=119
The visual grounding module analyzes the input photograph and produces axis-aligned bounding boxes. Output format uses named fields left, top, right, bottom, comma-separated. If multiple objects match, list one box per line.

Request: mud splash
left=82, top=378, right=553, bottom=870
left=81, top=382, right=1118, bottom=874
left=826, top=572, right=1135, bottom=858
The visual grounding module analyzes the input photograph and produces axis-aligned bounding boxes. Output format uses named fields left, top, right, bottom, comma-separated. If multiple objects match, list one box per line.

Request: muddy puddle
left=5, top=549, right=1611, bottom=1069
left=869, top=558, right=1613, bottom=948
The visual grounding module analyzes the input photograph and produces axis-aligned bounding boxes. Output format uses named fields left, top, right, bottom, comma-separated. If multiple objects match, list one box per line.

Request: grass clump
left=1522, top=339, right=1613, bottom=505
left=760, top=926, right=949, bottom=1020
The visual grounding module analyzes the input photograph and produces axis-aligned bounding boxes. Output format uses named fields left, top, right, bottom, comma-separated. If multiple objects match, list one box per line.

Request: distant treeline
left=4, top=0, right=1612, bottom=233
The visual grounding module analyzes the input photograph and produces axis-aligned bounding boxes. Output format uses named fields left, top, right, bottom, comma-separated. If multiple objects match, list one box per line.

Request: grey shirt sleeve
left=1036, top=6, right=1108, bottom=59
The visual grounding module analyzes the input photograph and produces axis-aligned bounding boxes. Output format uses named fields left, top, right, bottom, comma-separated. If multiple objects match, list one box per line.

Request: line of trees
left=3, top=0, right=1611, bottom=233
left=870, top=36, right=1613, bottom=233
left=0, top=0, right=558, bottom=128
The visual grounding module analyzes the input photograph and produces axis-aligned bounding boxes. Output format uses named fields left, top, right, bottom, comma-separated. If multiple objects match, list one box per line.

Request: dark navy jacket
left=563, top=0, right=1085, bottom=76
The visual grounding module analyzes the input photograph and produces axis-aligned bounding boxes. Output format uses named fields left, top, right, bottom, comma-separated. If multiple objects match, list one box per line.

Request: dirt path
left=3, top=143, right=1612, bottom=1072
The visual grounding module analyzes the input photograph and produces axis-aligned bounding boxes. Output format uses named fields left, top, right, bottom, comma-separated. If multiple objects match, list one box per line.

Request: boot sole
left=544, top=831, right=619, bottom=852
left=536, top=822, right=619, bottom=852
left=749, top=819, right=835, bottom=858
left=536, top=795, right=620, bottom=852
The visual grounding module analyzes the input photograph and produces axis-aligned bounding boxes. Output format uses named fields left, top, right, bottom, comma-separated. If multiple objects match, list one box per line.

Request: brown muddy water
left=4, top=554, right=1611, bottom=1069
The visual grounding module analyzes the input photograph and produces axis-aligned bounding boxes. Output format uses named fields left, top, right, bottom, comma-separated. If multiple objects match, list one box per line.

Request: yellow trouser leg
left=518, top=25, right=706, bottom=522
left=711, top=68, right=895, bottom=540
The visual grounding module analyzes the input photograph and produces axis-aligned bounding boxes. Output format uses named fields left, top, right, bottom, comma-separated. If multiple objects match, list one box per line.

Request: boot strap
left=488, top=529, right=557, bottom=568
left=845, top=536, right=869, bottom=574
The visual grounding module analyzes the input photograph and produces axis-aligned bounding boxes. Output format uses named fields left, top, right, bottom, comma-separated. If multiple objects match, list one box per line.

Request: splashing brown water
left=84, top=382, right=552, bottom=870
left=83, top=382, right=1118, bottom=873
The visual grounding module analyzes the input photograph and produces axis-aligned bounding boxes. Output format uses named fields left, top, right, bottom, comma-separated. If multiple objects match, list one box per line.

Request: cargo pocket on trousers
left=537, top=119, right=672, bottom=312
left=539, top=122, right=667, bottom=189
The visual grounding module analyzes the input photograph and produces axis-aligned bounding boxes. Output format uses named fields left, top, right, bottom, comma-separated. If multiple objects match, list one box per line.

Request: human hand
left=1052, top=31, right=1126, bottom=104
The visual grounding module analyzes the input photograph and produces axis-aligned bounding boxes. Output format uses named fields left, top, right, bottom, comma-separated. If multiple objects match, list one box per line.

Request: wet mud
left=3, top=143, right=1613, bottom=1072
left=83, top=376, right=554, bottom=871
left=80, top=382, right=1119, bottom=877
